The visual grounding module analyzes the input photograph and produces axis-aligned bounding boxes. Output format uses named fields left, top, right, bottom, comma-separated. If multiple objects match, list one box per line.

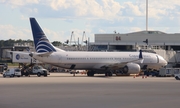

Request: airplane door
left=58, top=55, right=62, bottom=63
left=156, top=55, right=159, bottom=63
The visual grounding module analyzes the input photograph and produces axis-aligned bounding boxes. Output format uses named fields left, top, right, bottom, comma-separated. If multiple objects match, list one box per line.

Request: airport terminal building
left=89, top=31, right=180, bottom=51
left=88, top=31, right=180, bottom=66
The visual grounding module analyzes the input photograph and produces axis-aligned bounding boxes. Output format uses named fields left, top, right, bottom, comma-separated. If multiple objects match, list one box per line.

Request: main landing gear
left=87, top=70, right=94, bottom=76
left=105, top=71, right=113, bottom=76
left=87, top=70, right=113, bottom=77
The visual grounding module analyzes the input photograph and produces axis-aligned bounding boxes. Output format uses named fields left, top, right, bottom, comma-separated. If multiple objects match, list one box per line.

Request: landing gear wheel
left=3, top=74, right=6, bottom=78
left=87, top=72, right=90, bottom=76
left=44, top=74, right=47, bottom=77
left=37, top=72, right=41, bottom=77
left=87, top=71, right=94, bottom=76
left=105, top=72, right=108, bottom=76
left=25, top=72, right=29, bottom=77
left=175, top=76, right=179, bottom=80
left=105, top=72, right=113, bottom=76
left=44, top=72, right=47, bottom=77
left=10, top=74, right=14, bottom=77
left=108, top=72, right=112, bottom=76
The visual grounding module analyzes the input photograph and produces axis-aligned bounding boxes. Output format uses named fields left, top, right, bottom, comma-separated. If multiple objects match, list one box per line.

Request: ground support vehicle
left=3, top=68, right=21, bottom=78
left=26, top=65, right=50, bottom=77
left=158, top=68, right=174, bottom=77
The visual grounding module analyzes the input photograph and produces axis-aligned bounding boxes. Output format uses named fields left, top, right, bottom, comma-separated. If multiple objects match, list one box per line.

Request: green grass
left=7, top=63, right=19, bottom=66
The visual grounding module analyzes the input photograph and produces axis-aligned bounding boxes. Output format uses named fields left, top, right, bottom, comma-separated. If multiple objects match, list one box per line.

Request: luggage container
left=159, top=68, right=174, bottom=77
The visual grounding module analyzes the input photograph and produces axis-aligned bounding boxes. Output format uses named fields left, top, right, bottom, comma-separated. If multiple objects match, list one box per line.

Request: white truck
left=27, top=65, right=50, bottom=77
left=3, top=68, right=21, bottom=78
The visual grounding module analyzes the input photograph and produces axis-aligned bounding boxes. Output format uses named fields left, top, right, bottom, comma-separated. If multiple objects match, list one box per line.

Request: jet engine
left=122, top=63, right=141, bottom=74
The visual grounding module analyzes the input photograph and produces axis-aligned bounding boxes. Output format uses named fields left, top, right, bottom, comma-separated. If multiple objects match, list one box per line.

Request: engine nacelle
left=123, top=63, right=141, bottom=74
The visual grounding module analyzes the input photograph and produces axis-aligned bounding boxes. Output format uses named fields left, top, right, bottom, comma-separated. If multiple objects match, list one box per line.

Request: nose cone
left=158, top=55, right=167, bottom=66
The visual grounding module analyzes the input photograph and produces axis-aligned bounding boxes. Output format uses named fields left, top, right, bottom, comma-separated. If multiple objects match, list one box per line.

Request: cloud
left=43, top=28, right=64, bottom=42
left=20, top=15, right=29, bottom=20
left=1, top=0, right=180, bottom=42
left=128, top=27, right=142, bottom=32
left=0, top=24, right=69, bottom=42
left=1, top=0, right=180, bottom=19
left=123, top=2, right=143, bottom=16
left=0, top=0, right=39, bottom=8
left=1, top=0, right=123, bottom=20
left=0, top=25, right=31, bottom=40
left=47, top=0, right=124, bottom=20
left=137, top=0, right=180, bottom=19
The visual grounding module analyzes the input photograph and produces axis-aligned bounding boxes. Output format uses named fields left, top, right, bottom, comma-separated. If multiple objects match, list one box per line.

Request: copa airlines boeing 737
left=29, top=18, right=167, bottom=76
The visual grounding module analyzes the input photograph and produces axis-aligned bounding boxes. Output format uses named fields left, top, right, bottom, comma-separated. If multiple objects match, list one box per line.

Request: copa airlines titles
left=129, top=54, right=151, bottom=58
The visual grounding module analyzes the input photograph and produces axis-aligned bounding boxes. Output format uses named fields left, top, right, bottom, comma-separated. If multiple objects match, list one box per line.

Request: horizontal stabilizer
left=30, top=52, right=52, bottom=57
left=36, top=52, right=52, bottom=56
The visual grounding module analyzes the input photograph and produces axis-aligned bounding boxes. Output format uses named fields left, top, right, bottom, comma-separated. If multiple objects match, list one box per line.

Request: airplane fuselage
left=33, top=51, right=166, bottom=70
left=29, top=17, right=167, bottom=76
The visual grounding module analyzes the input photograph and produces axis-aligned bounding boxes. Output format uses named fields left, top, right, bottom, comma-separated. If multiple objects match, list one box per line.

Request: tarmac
left=0, top=73, right=180, bottom=108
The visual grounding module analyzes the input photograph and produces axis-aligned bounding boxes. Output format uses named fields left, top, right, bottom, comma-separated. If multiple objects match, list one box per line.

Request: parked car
left=3, top=68, right=21, bottom=78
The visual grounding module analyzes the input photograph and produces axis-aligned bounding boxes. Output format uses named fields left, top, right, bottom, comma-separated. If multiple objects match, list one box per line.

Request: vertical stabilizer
left=30, top=18, right=56, bottom=53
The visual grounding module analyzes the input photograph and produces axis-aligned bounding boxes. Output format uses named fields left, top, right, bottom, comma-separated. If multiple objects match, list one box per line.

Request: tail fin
left=30, top=18, right=56, bottom=53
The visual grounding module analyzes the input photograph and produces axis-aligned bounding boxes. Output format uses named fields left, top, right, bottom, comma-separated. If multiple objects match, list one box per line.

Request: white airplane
left=29, top=18, right=167, bottom=76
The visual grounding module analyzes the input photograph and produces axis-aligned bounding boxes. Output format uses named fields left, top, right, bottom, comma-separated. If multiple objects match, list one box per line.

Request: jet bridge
left=11, top=51, right=41, bottom=64
left=10, top=51, right=42, bottom=76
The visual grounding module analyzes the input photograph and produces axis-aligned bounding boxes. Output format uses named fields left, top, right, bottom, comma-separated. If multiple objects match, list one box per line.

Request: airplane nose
left=158, top=55, right=167, bottom=66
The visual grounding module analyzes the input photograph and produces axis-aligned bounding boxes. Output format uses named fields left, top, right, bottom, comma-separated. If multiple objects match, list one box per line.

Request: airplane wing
left=36, top=52, right=52, bottom=56
left=29, top=52, right=52, bottom=57
left=106, top=58, right=143, bottom=69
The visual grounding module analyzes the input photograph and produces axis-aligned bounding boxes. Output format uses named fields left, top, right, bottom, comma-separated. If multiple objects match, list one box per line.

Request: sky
left=0, top=0, right=180, bottom=43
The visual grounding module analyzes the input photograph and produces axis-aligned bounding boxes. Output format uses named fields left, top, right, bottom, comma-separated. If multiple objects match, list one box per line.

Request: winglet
left=139, top=50, right=143, bottom=59
left=138, top=50, right=144, bottom=63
